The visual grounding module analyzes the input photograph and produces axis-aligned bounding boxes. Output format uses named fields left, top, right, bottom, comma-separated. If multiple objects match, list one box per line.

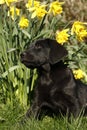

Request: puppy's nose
left=20, top=52, right=26, bottom=58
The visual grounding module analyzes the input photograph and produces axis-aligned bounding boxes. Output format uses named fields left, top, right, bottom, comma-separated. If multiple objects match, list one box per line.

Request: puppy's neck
left=38, top=61, right=67, bottom=74
left=42, top=63, right=51, bottom=72
left=51, top=61, right=67, bottom=69
left=38, top=63, right=51, bottom=73
left=38, top=63, right=51, bottom=79
left=38, top=66, right=52, bottom=86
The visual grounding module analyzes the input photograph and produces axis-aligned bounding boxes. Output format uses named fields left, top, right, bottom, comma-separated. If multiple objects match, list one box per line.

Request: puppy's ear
left=47, top=39, right=68, bottom=64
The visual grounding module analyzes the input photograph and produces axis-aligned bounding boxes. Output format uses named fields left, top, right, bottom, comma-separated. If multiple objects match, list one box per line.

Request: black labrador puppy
left=20, top=38, right=87, bottom=119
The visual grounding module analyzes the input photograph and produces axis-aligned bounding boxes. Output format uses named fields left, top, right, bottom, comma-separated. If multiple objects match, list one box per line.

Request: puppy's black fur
left=20, top=38, right=87, bottom=119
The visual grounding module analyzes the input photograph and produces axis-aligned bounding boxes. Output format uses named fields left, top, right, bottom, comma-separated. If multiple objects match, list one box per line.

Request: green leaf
left=22, top=30, right=31, bottom=39
left=12, top=26, right=18, bottom=36
left=2, top=65, right=20, bottom=77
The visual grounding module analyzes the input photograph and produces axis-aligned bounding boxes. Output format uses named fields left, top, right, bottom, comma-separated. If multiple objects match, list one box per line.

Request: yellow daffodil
left=26, top=0, right=40, bottom=8
left=19, top=16, right=29, bottom=28
left=48, top=1, right=64, bottom=16
left=77, top=30, right=87, bottom=41
left=29, top=5, right=47, bottom=19
left=73, top=69, right=84, bottom=79
left=71, top=21, right=85, bottom=34
left=26, top=0, right=47, bottom=19
left=71, top=21, right=87, bottom=41
left=8, top=6, right=20, bottom=20
left=56, top=29, right=70, bottom=45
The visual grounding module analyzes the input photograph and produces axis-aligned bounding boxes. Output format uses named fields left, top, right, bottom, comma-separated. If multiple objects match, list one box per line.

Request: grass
left=0, top=103, right=87, bottom=130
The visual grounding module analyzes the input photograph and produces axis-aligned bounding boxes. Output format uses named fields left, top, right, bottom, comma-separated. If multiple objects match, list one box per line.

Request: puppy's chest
left=39, top=74, right=53, bottom=87
left=37, top=74, right=53, bottom=99
left=37, top=68, right=71, bottom=91
left=38, top=69, right=67, bottom=89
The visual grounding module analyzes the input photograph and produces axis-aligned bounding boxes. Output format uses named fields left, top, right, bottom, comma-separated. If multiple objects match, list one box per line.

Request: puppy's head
left=20, top=38, right=68, bottom=70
